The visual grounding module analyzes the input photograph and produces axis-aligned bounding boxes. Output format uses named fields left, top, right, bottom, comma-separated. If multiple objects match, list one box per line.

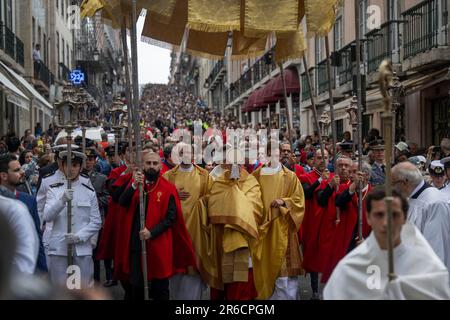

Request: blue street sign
left=69, top=69, right=85, bottom=85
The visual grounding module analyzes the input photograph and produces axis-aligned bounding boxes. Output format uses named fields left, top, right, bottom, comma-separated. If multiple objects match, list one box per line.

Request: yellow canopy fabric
left=81, top=0, right=341, bottom=59
left=305, top=0, right=340, bottom=37
left=188, top=0, right=240, bottom=32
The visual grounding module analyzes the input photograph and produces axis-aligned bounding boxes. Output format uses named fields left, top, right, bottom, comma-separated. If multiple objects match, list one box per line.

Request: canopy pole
left=379, top=60, right=396, bottom=282
left=324, top=36, right=337, bottom=158
left=354, top=1, right=364, bottom=241
left=302, top=56, right=326, bottom=169
left=121, top=18, right=134, bottom=164
left=279, top=63, right=293, bottom=144
left=130, top=0, right=149, bottom=300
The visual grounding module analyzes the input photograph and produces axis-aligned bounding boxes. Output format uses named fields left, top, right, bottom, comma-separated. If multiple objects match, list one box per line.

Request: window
left=61, top=0, right=64, bottom=17
left=56, top=32, right=60, bottom=78
left=335, top=119, right=344, bottom=141
left=5, top=0, right=13, bottom=29
left=334, top=16, right=343, bottom=51
left=315, top=37, right=323, bottom=64
left=62, top=39, right=65, bottom=66
left=32, top=18, right=36, bottom=46
left=43, top=34, right=47, bottom=64
left=66, top=43, right=69, bottom=67
left=38, top=26, right=42, bottom=48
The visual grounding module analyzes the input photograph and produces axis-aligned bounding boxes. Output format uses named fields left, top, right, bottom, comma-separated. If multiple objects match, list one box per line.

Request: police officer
left=43, top=149, right=101, bottom=289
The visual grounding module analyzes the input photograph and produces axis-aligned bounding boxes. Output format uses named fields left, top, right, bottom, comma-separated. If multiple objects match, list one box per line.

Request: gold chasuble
left=163, top=164, right=211, bottom=220
left=251, top=165, right=305, bottom=299
left=186, top=168, right=263, bottom=290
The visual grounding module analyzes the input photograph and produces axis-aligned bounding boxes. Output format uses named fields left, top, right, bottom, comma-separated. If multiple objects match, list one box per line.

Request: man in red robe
left=299, top=148, right=333, bottom=299
left=315, top=156, right=352, bottom=284
left=117, top=151, right=196, bottom=300
left=321, top=160, right=372, bottom=283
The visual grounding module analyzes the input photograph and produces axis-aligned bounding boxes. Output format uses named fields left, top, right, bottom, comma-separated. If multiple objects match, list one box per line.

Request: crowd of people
left=1, top=83, right=450, bottom=300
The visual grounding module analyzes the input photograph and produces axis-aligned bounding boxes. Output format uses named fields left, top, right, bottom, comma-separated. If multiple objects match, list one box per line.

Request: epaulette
left=43, top=171, right=56, bottom=179
left=50, top=182, right=64, bottom=188
left=80, top=172, right=89, bottom=179
left=82, top=183, right=95, bottom=192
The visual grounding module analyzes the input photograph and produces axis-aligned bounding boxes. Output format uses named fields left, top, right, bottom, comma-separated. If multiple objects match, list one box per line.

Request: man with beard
left=117, top=152, right=196, bottom=300
left=0, top=154, right=46, bottom=273
left=299, top=148, right=333, bottom=299
left=280, top=142, right=305, bottom=177
left=43, top=150, right=101, bottom=288
left=163, top=143, right=211, bottom=299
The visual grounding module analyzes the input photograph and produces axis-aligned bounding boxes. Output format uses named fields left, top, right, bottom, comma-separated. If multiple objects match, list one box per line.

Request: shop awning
left=243, top=89, right=258, bottom=112
left=262, top=78, right=280, bottom=105
left=272, top=68, right=300, bottom=97
left=0, top=61, right=53, bottom=116
left=0, top=69, right=30, bottom=110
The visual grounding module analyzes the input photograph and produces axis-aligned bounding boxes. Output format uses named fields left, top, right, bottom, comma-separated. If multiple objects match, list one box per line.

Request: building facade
left=189, top=0, right=449, bottom=149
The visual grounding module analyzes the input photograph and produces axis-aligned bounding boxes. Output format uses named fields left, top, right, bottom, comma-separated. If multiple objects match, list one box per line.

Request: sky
left=128, top=15, right=171, bottom=85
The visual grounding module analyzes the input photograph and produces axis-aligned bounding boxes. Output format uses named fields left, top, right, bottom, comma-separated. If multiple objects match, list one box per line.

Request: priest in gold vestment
left=252, top=143, right=305, bottom=300
left=163, top=144, right=212, bottom=300
left=186, top=162, right=263, bottom=300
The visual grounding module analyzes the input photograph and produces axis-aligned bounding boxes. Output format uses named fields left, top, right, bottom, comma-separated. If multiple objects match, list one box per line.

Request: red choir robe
left=321, top=184, right=373, bottom=283
left=316, top=181, right=350, bottom=278
left=95, top=165, right=130, bottom=261
left=299, top=169, right=334, bottom=273
left=115, top=176, right=197, bottom=280
left=295, top=164, right=305, bottom=178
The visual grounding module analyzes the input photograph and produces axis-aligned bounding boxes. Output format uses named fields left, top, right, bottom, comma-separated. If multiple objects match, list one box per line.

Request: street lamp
left=53, top=84, right=84, bottom=271
left=318, top=110, right=331, bottom=142
left=109, top=97, right=127, bottom=160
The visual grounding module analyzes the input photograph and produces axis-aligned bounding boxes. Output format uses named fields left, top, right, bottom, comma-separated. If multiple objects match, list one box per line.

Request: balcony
left=301, top=72, right=311, bottom=101
left=205, top=60, right=225, bottom=90
left=34, top=62, right=55, bottom=93
left=316, top=59, right=334, bottom=96
left=336, top=41, right=355, bottom=86
left=228, top=47, right=276, bottom=105
left=366, top=21, right=398, bottom=74
left=0, top=22, right=24, bottom=67
left=59, top=63, right=71, bottom=82
left=402, top=0, right=448, bottom=60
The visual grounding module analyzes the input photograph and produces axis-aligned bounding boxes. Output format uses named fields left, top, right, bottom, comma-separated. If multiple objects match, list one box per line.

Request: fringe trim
left=140, top=35, right=177, bottom=50
left=187, top=21, right=239, bottom=33
left=185, top=48, right=225, bottom=60
left=229, top=49, right=266, bottom=61
left=275, top=50, right=306, bottom=63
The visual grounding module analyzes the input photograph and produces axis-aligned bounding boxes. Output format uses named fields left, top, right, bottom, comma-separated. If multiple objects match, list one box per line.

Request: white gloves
left=65, top=233, right=81, bottom=244
left=61, top=189, right=74, bottom=203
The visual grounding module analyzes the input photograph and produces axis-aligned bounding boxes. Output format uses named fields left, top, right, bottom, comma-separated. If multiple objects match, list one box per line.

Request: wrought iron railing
left=0, top=22, right=25, bottom=67
left=59, top=63, right=71, bottom=81
left=228, top=47, right=276, bottom=103
left=3, top=24, right=15, bottom=59
left=15, top=36, right=24, bottom=67
left=37, top=62, right=54, bottom=88
left=316, top=59, right=333, bottom=95
left=402, top=0, right=447, bottom=59
left=301, top=72, right=310, bottom=101
left=336, top=41, right=354, bottom=85
left=366, top=21, right=397, bottom=73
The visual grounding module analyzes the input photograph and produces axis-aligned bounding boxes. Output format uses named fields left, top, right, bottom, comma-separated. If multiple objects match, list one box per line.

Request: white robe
left=408, top=186, right=450, bottom=271
left=0, top=195, right=39, bottom=275
left=323, top=223, right=450, bottom=300
left=440, top=184, right=450, bottom=204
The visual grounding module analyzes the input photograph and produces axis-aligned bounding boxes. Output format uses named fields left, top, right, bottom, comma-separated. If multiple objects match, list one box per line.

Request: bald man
left=392, top=161, right=450, bottom=272
left=116, top=152, right=196, bottom=300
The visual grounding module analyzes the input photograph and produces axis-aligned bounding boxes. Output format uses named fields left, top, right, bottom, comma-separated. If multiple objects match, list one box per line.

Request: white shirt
left=408, top=185, right=450, bottom=272
left=0, top=195, right=39, bottom=274
left=324, top=222, right=450, bottom=299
